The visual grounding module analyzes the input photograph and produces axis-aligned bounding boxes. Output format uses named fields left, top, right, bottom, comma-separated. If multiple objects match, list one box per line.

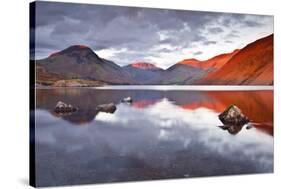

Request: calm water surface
left=34, top=87, right=273, bottom=187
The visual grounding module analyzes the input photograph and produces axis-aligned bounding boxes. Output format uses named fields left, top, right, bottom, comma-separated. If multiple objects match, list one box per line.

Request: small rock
left=96, top=103, right=116, bottom=113
left=183, top=174, right=190, bottom=178
left=218, top=125, right=230, bottom=130
left=54, top=101, right=78, bottom=113
left=219, top=104, right=249, bottom=126
left=246, top=124, right=254, bottom=130
left=121, top=96, right=133, bottom=103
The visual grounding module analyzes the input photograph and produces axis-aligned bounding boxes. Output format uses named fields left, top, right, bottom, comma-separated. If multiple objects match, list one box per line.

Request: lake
left=34, top=87, right=273, bottom=187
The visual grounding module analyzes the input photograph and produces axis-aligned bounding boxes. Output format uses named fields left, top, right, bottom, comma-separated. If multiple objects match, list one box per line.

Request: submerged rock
left=218, top=104, right=249, bottom=126
left=54, top=101, right=78, bottom=113
left=121, top=96, right=133, bottom=103
left=96, top=103, right=116, bottom=113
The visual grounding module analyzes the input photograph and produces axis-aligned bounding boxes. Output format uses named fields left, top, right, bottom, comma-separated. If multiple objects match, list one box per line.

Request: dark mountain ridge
left=37, top=45, right=134, bottom=85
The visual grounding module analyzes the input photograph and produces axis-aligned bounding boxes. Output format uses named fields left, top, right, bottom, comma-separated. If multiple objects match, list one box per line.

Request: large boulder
left=54, top=101, right=78, bottom=113
left=96, top=103, right=116, bottom=113
left=218, top=104, right=249, bottom=126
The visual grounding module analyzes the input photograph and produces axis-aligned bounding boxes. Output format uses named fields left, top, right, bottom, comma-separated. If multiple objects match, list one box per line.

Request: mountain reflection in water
left=36, top=88, right=273, bottom=135
left=35, top=88, right=273, bottom=187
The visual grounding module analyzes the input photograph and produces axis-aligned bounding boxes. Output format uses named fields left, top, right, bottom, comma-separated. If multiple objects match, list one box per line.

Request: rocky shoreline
left=36, top=79, right=106, bottom=87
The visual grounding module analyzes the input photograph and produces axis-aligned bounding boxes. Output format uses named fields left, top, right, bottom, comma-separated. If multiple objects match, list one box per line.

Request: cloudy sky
left=33, top=1, right=273, bottom=69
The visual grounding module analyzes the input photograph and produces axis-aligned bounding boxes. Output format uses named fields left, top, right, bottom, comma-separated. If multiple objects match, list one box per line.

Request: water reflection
left=36, top=89, right=273, bottom=135
left=35, top=88, right=273, bottom=187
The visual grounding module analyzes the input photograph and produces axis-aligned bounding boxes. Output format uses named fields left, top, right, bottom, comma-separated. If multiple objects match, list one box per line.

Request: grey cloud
left=108, top=50, right=158, bottom=66
left=219, top=14, right=266, bottom=28
left=226, top=33, right=239, bottom=38
left=225, top=40, right=233, bottom=44
left=208, top=27, right=223, bottom=34
left=221, top=18, right=232, bottom=27
left=193, top=51, right=203, bottom=55
left=203, top=41, right=217, bottom=45
left=159, top=48, right=174, bottom=53
left=92, top=45, right=108, bottom=51
left=159, top=38, right=173, bottom=44
left=34, top=1, right=213, bottom=60
left=51, top=19, right=90, bottom=36
left=244, top=20, right=262, bottom=27
left=33, top=1, right=273, bottom=66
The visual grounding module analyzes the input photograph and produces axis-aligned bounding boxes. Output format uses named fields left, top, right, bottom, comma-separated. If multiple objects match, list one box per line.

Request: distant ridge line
left=91, top=85, right=274, bottom=91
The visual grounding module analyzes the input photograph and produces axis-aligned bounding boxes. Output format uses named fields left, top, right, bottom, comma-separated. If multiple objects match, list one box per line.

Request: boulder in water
left=218, top=104, right=249, bottom=126
left=96, top=103, right=116, bottom=113
left=54, top=101, right=78, bottom=113
left=121, top=96, right=133, bottom=103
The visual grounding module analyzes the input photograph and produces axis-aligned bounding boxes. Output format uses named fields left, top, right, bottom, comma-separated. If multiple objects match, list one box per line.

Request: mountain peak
left=177, top=49, right=240, bottom=70
left=177, top=58, right=201, bottom=68
left=128, top=61, right=162, bottom=70
left=74, top=45, right=90, bottom=49
left=62, top=45, right=93, bottom=53
left=67, top=45, right=91, bottom=50
left=49, top=45, right=94, bottom=58
left=178, top=58, right=200, bottom=64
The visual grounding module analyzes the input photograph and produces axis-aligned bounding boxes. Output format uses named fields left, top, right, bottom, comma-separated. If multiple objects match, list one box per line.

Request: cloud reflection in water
left=35, top=89, right=273, bottom=186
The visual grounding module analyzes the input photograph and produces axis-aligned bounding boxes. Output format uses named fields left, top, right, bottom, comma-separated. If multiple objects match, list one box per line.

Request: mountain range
left=36, top=34, right=273, bottom=86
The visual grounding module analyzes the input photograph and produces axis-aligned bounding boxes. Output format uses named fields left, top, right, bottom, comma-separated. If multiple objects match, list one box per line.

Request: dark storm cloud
left=34, top=1, right=272, bottom=66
